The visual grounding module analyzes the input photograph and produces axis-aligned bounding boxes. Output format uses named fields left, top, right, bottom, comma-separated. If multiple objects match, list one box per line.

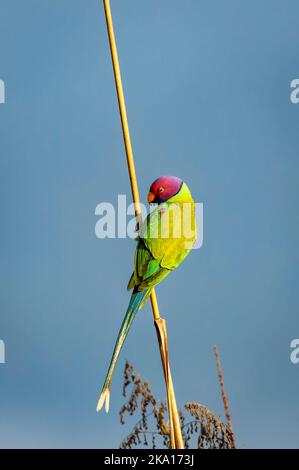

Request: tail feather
left=96, top=388, right=110, bottom=413
left=96, top=289, right=149, bottom=413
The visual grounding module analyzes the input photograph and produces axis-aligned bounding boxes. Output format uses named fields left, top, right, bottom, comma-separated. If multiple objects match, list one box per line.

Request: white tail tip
left=96, top=388, right=110, bottom=413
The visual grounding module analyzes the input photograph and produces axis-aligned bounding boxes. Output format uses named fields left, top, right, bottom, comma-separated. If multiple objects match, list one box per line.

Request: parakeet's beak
left=147, top=191, right=155, bottom=203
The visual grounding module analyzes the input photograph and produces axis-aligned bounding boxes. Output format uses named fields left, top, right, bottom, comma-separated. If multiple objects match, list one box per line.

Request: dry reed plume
left=120, top=360, right=236, bottom=449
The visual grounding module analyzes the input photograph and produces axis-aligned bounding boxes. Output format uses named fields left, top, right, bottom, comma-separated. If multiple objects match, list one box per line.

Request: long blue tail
left=96, top=289, right=149, bottom=412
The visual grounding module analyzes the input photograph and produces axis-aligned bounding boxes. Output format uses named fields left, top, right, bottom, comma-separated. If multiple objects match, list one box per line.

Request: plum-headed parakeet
left=97, top=176, right=197, bottom=412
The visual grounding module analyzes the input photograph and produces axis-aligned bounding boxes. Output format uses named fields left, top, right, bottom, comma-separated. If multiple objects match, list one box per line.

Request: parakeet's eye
left=158, top=187, right=164, bottom=193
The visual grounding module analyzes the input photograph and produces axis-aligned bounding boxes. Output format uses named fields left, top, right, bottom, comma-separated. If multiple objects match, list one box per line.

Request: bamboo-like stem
left=150, top=292, right=183, bottom=448
left=102, top=0, right=184, bottom=449
left=154, top=319, right=184, bottom=449
left=154, top=319, right=175, bottom=446
left=213, top=346, right=236, bottom=448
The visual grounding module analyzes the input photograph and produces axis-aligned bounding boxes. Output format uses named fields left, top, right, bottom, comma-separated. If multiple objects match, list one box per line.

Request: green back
left=128, top=191, right=197, bottom=292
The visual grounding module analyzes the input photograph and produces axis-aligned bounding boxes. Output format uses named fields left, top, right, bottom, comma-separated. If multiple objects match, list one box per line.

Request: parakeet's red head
left=147, top=176, right=183, bottom=204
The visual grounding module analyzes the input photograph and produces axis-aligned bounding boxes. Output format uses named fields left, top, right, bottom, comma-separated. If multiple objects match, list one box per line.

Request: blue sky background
left=0, top=0, right=298, bottom=448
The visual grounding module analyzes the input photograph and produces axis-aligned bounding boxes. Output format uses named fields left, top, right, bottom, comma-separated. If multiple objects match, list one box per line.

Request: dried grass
left=120, top=360, right=235, bottom=449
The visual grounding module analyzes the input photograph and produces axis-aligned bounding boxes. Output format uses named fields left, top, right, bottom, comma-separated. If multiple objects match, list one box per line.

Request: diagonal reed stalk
left=102, top=0, right=184, bottom=449
left=213, top=346, right=236, bottom=448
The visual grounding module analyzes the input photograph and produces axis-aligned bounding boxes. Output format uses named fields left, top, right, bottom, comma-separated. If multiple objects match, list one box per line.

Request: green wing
left=127, top=202, right=196, bottom=293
